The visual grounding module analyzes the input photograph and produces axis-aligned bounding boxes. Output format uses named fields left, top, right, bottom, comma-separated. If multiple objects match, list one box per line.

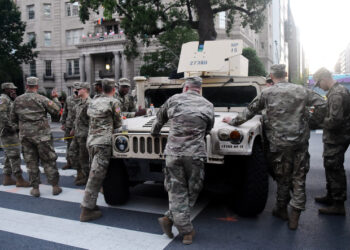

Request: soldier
left=151, top=77, right=214, bottom=245
left=313, top=67, right=350, bottom=215
left=0, top=82, right=30, bottom=187
left=115, top=78, right=146, bottom=117
left=69, top=82, right=91, bottom=186
left=80, top=78, right=122, bottom=222
left=93, top=79, right=103, bottom=99
left=60, top=83, right=80, bottom=170
left=223, top=64, right=326, bottom=230
left=11, top=77, right=62, bottom=197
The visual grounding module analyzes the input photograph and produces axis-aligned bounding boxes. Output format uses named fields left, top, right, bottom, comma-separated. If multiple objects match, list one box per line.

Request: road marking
left=0, top=207, right=173, bottom=250
left=55, top=148, right=67, bottom=154
left=0, top=184, right=208, bottom=218
left=0, top=165, right=76, bottom=177
left=19, top=156, right=66, bottom=163
left=315, top=130, right=323, bottom=134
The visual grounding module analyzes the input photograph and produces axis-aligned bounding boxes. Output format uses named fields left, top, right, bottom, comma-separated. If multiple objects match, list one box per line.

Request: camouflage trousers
left=270, top=144, right=310, bottom=210
left=21, top=136, right=59, bottom=187
left=64, top=127, right=73, bottom=165
left=0, top=133, right=22, bottom=177
left=323, top=143, right=349, bottom=202
left=69, top=136, right=89, bottom=177
left=164, top=156, right=205, bottom=234
left=81, top=145, right=111, bottom=209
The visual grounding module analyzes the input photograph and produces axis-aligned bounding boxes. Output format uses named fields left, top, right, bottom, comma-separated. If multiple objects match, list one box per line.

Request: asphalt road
left=0, top=127, right=349, bottom=250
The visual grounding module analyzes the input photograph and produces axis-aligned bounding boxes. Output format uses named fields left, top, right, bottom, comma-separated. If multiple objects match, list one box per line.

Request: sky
left=290, top=0, right=350, bottom=73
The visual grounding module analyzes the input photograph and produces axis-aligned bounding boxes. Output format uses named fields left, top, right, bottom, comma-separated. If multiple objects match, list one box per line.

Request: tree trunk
left=194, top=0, right=217, bottom=43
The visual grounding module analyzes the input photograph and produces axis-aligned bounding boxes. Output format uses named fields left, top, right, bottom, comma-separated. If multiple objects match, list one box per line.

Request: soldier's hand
left=222, top=117, right=233, bottom=124
left=51, top=89, right=58, bottom=98
left=70, top=130, right=75, bottom=136
left=61, top=125, right=65, bottom=131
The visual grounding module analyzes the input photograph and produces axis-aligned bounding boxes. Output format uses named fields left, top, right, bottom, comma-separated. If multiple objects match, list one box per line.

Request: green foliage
left=76, top=0, right=271, bottom=58
left=140, top=27, right=198, bottom=77
left=0, top=0, right=37, bottom=94
left=242, top=47, right=266, bottom=77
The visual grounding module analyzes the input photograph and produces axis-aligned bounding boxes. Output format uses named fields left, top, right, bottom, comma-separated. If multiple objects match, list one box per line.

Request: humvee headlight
left=115, top=136, right=129, bottom=153
left=218, top=129, right=231, bottom=141
left=230, top=130, right=243, bottom=144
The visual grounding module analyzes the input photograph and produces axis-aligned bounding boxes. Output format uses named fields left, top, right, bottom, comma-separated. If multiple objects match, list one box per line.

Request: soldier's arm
left=10, top=101, right=19, bottom=129
left=306, top=90, right=327, bottom=129
left=0, top=98, right=10, bottom=130
left=61, top=99, right=68, bottom=125
left=229, top=94, right=265, bottom=126
left=112, top=102, right=122, bottom=129
left=42, top=96, right=61, bottom=117
left=206, top=104, right=215, bottom=135
left=151, top=101, right=169, bottom=135
left=323, top=94, right=344, bottom=130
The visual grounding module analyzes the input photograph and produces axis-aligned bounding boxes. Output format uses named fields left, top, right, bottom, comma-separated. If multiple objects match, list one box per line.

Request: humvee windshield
left=145, top=85, right=257, bottom=108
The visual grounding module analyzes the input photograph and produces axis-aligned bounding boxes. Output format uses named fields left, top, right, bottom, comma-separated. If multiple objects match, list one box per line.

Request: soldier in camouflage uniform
left=0, top=82, right=30, bottom=187
left=60, top=83, right=80, bottom=170
left=223, top=64, right=326, bottom=230
left=11, top=77, right=62, bottom=197
left=115, top=78, right=146, bottom=117
left=69, top=82, right=91, bottom=186
left=151, top=77, right=214, bottom=245
left=313, top=67, right=350, bottom=215
left=93, top=79, right=103, bottom=99
left=80, top=78, right=122, bottom=222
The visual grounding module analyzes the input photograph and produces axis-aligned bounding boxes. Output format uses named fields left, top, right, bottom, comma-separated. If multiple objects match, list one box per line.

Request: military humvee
left=103, top=40, right=269, bottom=216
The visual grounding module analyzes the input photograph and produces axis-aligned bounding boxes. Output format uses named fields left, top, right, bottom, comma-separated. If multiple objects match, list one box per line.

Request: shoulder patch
left=115, top=106, right=121, bottom=113
left=48, top=100, right=53, bottom=106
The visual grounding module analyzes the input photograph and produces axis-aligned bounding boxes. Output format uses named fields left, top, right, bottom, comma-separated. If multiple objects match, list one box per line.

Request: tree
left=0, top=0, right=37, bottom=93
left=76, top=0, right=271, bottom=58
left=140, top=27, right=198, bottom=77
left=242, top=47, right=266, bottom=77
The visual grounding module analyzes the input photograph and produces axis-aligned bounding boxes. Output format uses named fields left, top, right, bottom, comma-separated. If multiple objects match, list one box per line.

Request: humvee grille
left=131, top=135, right=167, bottom=156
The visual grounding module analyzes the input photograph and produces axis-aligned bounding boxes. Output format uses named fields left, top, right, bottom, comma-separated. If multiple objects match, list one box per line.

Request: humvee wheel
left=103, top=159, right=130, bottom=205
left=232, top=142, right=269, bottom=216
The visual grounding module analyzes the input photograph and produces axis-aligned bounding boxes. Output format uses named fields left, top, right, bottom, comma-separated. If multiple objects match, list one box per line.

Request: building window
left=43, top=4, right=51, bottom=18
left=29, top=61, right=36, bottom=76
left=28, top=32, right=36, bottom=42
left=45, top=60, right=52, bottom=76
left=66, top=29, right=82, bottom=45
left=261, top=42, right=265, bottom=50
left=219, top=12, right=226, bottom=29
left=67, top=59, right=80, bottom=76
left=44, top=32, right=52, bottom=47
left=66, top=2, right=79, bottom=17
left=27, top=5, right=35, bottom=20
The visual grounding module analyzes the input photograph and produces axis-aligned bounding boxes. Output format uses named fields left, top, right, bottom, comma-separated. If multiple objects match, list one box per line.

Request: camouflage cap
left=75, top=82, right=90, bottom=90
left=184, top=76, right=202, bottom=87
left=270, top=64, right=286, bottom=75
left=73, top=82, right=82, bottom=89
left=26, top=77, right=39, bottom=86
left=313, top=67, right=332, bottom=86
left=1, top=82, right=17, bottom=90
left=93, top=79, right=102, bottom=85
left=102, top=78, right=116, bottom=88
left=118, top=77, right=131, bottom=87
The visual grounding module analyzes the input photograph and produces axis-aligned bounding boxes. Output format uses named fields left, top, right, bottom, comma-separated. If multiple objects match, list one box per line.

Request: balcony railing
left=78, top=33, right=126, bottom=46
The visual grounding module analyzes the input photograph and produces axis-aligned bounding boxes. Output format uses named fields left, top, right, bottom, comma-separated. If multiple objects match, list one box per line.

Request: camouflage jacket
left=115, top=92, right=136, bottom=118
left=61, top=95, right=80, bottom=129
left=11, top=90, right=61, bottom=141
left=73, top=97, right=91, bottom=138
left=230, top=81, right=326, bottom=151
left=0, top=94, right=17, bottom=136
left=87, top=94, right=122, bottom=146
left=323, top=82, right=350, bottom=144
left=93, top=93, right=102, bottom=100
left=151, top=90, right=215, bottom=157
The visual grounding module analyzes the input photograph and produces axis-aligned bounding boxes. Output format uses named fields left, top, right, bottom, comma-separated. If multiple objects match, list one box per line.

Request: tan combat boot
left=16, top=175, right=31, bottom=187
left=75, top=177, right=87, bottom=186
left=52, top=185, right=62, bottom=195
left=3, top=174, right=16, bottom=186
left=30, top=187, right=40, bottom=197
left=182, top=230, right=195, bottom=245
left=62, top=164, right=72, bottom=170
left=74, top=170, right=84, bottom=185
left=315, top=195, right=333, bottom=206
left=319, top=201, right=345, bottom=216
left=288, top=208, right=301, bottom=230
left=158, top=217, right=174, bottom=238
left=272, top=205, right=288, bottom=221
left=80, top=206, right=102, bottom=222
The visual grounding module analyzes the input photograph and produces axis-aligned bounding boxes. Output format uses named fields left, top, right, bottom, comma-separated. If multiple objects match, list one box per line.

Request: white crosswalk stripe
left=0, top=165, right=76, bottom=177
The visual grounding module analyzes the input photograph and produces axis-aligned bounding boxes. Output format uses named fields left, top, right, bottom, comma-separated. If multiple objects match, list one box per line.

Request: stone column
left=121, top=53, right=128, bottom=78
left=79, top=55, right=85, bottom=82
left=113, top=51, right=120, bottom=82
left=85, top=54, right=92, bottom=85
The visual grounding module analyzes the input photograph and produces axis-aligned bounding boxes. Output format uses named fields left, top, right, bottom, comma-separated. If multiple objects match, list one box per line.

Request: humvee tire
left=103, top=159, right=130, bottom=205
left=232, top=142, right=269, bottom=216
